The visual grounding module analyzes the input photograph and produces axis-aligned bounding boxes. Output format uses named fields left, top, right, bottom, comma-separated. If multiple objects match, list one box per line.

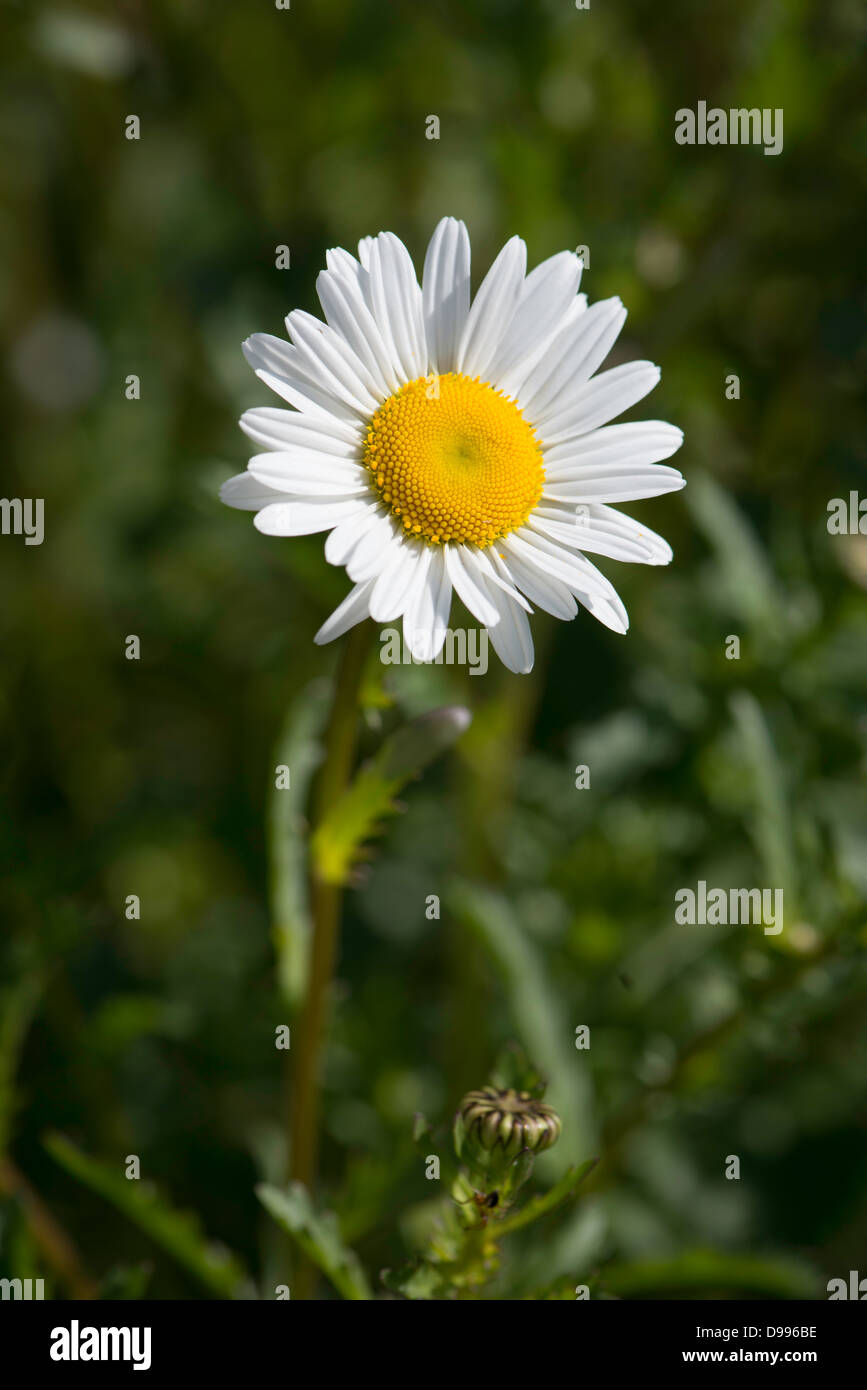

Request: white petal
left=247, top=452, right=369, bottom=496
left=493, top=545, right=577, bottom=619
left=471, top=546, right=533, bottom=612
left=314, top=581, right=374, bottom=645
left=544, top=420, right=684, bottom=475
left=402, top=546, right=436, bottom=658
left=587, top=503, right=673, bottom=563
left=531, top=504, right=673, bottom=565
left=443, top=544, right=501, bottom=628
left=540, top=362, right=662, bottom=445
left=253, top=498, right=367, bottom=537
left=503, top=531, right=629, bottom=633
left=456, top=235, right=526, bottom=379
left=488, top=251, right=583, bottom=389
left=324, top=503, right=382, bottom=567
left=427, top=547, right=454, bottom=658
left=422, top=217, right=471, bottom=374
left=240, top=406, right=361, bottom=455
left=326, top=246, right=364, bottom=289
left=518, top=297, right=627, bottom=422
left=543, top=468, right=684, bottom=503
left=542, top=423, right=685, bottom=501
left=285, top=310, right=381, bottom=414
left=368, top=537, right=427, bottom=623
left=345, top=511, right=403, bottom=583
left=365, top=232, right=427, bottom=382
left=220, top=472, right=294, bottom=511
left=402, top=547, right=454, bottom=659
left=477, top=576, right=535, bottom=674
left=242, top=335, right=361, bottom=422
left=316, top=267, right=402, bottom=398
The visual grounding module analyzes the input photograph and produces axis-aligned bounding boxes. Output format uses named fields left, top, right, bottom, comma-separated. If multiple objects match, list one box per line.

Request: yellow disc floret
left=362, top=372, right=544, bottom=548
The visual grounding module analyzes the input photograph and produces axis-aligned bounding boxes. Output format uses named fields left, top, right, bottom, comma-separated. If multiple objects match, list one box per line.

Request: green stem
left=288, top=622, right=371, bottom=1294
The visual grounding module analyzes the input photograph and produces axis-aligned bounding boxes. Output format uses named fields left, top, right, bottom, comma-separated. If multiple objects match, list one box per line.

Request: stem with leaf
left=289, top=622, right=372, bottom=1201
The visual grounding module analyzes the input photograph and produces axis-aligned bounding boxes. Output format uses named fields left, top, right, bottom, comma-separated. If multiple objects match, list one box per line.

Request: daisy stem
left=288, top=621, right=371, bottom=1278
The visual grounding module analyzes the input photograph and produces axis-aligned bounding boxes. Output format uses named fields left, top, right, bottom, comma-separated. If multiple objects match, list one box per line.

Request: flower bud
left=455, top=1086, right=561, bottom=1173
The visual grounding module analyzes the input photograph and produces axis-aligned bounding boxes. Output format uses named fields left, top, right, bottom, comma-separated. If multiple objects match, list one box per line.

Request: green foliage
left=495, top=1158, right=599, bottom=1237
left=257, top=1182, right=371, bottom=1300
left=45, top=1135, right=249, bottom=1299
left=312, top=707, right=471, bottom=885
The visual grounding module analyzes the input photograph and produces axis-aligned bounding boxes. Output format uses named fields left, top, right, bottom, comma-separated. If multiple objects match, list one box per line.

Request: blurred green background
left=1, top=0, right=865, bottom=1298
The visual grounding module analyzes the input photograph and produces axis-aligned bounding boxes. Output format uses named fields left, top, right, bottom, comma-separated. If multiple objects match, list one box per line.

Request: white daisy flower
left=222, top=218, right=684, bottom=674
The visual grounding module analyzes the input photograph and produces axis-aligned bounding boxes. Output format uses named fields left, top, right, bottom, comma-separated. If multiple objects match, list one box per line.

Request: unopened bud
left=455, top=1087, right=561, bottom=1172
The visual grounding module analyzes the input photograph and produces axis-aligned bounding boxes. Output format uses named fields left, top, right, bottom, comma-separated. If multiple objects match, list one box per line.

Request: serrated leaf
left=45, top=1133, right=249, bottom=1298
left=312, top=706, right=471, bottom=885
left=256, top=1181, right=371, bottom=1301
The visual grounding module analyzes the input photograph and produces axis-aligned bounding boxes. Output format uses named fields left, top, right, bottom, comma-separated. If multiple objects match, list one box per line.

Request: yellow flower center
left=362, top=372, right=544, bottom=547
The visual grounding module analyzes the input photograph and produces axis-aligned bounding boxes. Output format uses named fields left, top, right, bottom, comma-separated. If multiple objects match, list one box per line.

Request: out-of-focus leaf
left=412, top=1112, right=433, bottom=1150
left=45, top=1134, right=249, bottom=1298
left=600, top=1248, right=820, bottom=1299
left=489, top=1041, right=546, bottom=1097
left=686, top=472, right=782, bottom=634
left=312, top=706, right=471, bottom=886
left=451, top=882, right=597, bottom=1160
left=256, top=1181, right=371, bottom=1301
left=268, top=678, right=329, bottom=1006
left=381, top=1257, right=448, bottom=1300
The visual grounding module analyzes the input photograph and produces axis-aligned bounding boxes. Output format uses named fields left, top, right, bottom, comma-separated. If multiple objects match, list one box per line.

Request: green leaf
left=381, top=1257, right=448, bottom=1301
left=45, top=1133, right=249, bottom=1298
left=312, top=706, right=471, bottom=885
left=256, top=1181, right=371, bottom=1301
left=412, top=1111, right=432, bottom=1146
left=268, top=678, right=329, bottom=1006
left=495, top=1157, right=599, bottom=1237
left=686, top=472, right=782, bottom=635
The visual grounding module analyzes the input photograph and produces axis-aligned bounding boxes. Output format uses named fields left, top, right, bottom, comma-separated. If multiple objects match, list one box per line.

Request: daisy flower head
left=222, top=219, right=685, bottom=674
